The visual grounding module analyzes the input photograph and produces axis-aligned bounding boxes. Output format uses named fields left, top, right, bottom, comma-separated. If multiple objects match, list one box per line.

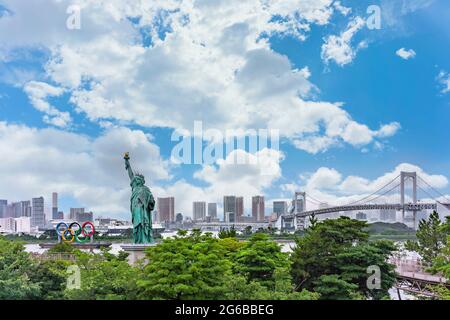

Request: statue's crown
left=135, top=172, right=145, bottom=179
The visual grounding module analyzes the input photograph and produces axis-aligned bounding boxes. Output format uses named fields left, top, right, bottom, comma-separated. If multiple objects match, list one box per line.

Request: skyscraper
left=193, top=201, right=206, bottom=221
left=207, top=203, right=217, bottom=219
left=252, top=196, right=265, bottom=222
left=236, top=197, right=244, bottom=222
left=31, top=197, right=45, bottom=228
left=0, top=200, right=7, bottom=218
left=157, top=197, right=175, bottom=223
left=70, top=208, right=85, bottom=220
left=77, top=211, right=94, bottom=223
left=52, top=192, right=59, bottom=220
left=273, top=201, right=287, bottom=217
left=223, top=196, right=236, bottom=221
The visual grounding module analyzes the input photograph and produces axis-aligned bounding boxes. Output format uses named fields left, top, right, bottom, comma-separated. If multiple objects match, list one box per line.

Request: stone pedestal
left=120, top=243, right=157, bottom=265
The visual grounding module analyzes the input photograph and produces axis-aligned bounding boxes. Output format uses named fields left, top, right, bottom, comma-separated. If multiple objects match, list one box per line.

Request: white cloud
left=0, top=122, right=170, bottom=216
left=333, top=1, right=351, bottom=16
left=0, top=0, right=400, bottom=154
left=437, top=70, right=450, bottom=94
left=306, top=167, right=342, bottom=190
left=23, top=81, right=71, bottom=128
left=376, top=122, right=401, bottom=138
left=396, top=48, right=416, bottom=60
left=321, top=16, right=366, bottom=66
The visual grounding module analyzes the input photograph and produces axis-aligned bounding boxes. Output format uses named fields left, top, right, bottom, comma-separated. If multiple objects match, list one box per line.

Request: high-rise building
left=31, top=197, right=45, bottom=228
left=77, top=211, right=94, bottom=223
left=193, top=201, right=206, bottom=221
left=223, top=196, right=237, bottom=221
left=57, top=211, right=64, bottom=220
left=379, top=208, right=396, bottom=222
left=207, top=203, right=217, bottom=219
left=9, top=201, right=31, bottom=218
left=252, top=196, right=265, bottom=222
left=356, top=212, right=367, bottom=221
left=226, top=212, right=236, bottom=223
left=0, top=217, right=15, bottom=232
left=52, top=192, right=59, bottom=220
left=70, top=208, right=85, bottom=220
left=157, top=197, right=175, bottom=223
left=0, top=200, right=7, bottom=218
left=236, top=197, right=244, bottom=222
left=273, top=201, right=287, bottom=217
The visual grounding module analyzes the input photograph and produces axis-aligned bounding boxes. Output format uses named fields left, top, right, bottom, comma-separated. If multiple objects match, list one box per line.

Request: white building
left=0, top=217, right=15, bottom=233
left=15, top=216, right=31, bottom=233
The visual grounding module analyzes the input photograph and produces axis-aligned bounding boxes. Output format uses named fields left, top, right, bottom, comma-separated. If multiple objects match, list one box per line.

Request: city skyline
left=0, top=1, right=449, bottom=222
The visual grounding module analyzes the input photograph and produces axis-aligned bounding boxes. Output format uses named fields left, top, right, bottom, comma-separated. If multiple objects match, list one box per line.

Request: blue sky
left=0, top=0, right=449, bottom=219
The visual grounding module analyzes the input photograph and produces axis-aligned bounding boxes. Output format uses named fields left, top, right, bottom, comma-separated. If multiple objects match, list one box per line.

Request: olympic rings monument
left=120, top=152, right=158, bottom=264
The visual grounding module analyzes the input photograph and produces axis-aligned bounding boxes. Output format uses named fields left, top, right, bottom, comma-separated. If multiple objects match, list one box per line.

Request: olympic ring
left=56, top=221, right=95, bottom=243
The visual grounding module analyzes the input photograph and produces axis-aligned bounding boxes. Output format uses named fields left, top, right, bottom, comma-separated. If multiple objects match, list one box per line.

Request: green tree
left=291, top=217, right=397, bottom=300
left=313, top=275, right=359, bottom=300
left=137, top=230, right=233, bottom=299
left=65, top=249, right=139, bottom=300
left=29, top=259, right=69, bottom=300
left=218, top=226, right=237, bottom=239
left=234, top=233, right=289, bottom=288
left=223, top=271, right=319, bottom=300
left=0, top=237, right=41, bottom=299
left=406, top=211, right=448, bottom=265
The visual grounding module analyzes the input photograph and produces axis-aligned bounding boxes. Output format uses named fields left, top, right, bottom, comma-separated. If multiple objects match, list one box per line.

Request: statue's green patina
left=124, top=152, right=155, bottom=244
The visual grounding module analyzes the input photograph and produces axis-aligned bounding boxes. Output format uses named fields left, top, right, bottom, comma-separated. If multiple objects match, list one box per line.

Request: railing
left=31, top=252, right=77, bottom=262
left=390, top=257, right=447, bottom=284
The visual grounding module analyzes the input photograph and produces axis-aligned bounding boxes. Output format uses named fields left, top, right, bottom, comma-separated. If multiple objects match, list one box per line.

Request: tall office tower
left=379, top=208, right=396, bottom=222
left=20, top=201, right=31, bottom=217
left=236, top=197, right=244, bottom=222
left=356, top=212, right=367, bottom=221
left=207, top=203, right=217, bottom=219
left=31, top=197, right=45, bottom=228
left=252, top=196, right=265, bottom=222
left=157, top=197, right=175, bottom=223
left=273, top=201, right=287, bottom=217
left=7, top=201, right=29, bottom=218
left=70, top=208, right=85, bottom=220
left=0, top=200, right=7, bottom=218
left=77, top=211, right=93, bottom=223
left=226, top=212, right=236, bottom=223
left=223, top=196, right=236, bottom=222
left=193, top=201, right=206, bottom=221
left=52, top=192, right=58, bottom=220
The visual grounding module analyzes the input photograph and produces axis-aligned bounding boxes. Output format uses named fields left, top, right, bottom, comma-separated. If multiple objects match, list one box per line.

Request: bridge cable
left=416, top=184, right=448, bottom=206
left=355, top=182, right=402, bottom=205
left=343, top=174, right=401, bottom=206
left=417, top=176, right=450, bottom=203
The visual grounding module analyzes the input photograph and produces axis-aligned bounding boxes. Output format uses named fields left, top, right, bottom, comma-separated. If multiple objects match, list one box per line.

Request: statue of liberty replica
left=124, top=152, right=155, bottom=244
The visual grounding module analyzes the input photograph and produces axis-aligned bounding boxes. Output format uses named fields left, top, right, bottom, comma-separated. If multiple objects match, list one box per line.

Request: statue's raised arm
left=124, top=152, right=134, bottom=181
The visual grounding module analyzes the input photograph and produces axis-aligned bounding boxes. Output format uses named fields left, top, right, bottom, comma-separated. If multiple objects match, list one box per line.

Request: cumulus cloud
left=321, top=16, right=366, bottom=66
left=0, top=121, right=170, bottom=216
left=0, top=0, right=399, bottom=154
left=436, top=70, right=450, bottom=94
left=23, top=81, right=71, bottom=127
left=396, top=48, right=416, bottom=60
